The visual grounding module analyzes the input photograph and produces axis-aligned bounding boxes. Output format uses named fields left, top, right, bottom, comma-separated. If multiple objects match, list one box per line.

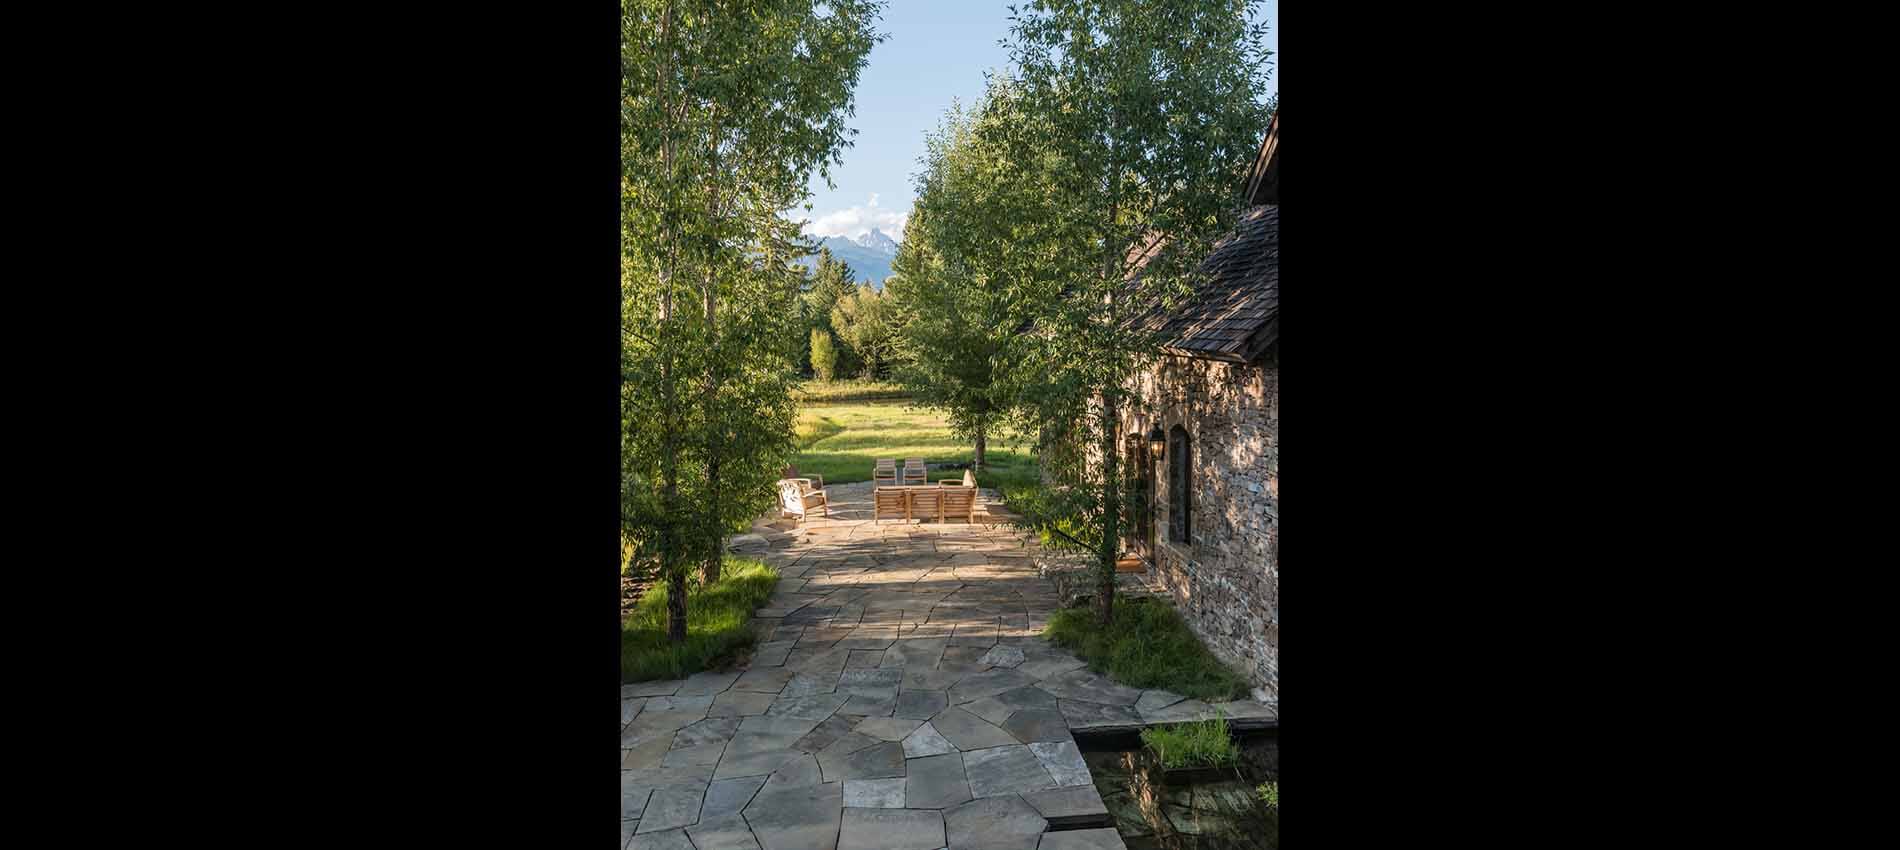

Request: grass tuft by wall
left=1044, top=596, right=1250, bottom=701
left=1141, top=714, right=1240, bottom=769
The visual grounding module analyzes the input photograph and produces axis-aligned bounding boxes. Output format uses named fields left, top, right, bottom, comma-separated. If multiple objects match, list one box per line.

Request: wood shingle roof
left=1133, top=112, right=1277, bottom=363
left=1148, top=204, right=1278, bottom=362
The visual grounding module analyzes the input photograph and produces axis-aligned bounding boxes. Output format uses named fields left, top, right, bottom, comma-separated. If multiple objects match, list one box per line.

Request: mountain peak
left=798, top=232, right=897, bottom=291
left=854, top=229, right=898, bottom=252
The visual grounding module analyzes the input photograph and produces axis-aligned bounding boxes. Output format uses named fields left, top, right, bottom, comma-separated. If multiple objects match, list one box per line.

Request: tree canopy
left=996, top=0, right=1274, bottom=623
left=621, top=0, right=884, bottom=639
left=887, top=87, right=1049, bottom=468
left=830, top=284, right=897, bottom=379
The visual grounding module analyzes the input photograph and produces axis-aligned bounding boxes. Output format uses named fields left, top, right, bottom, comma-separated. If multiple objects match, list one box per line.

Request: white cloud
left=793, top=193, right=907, bottom=241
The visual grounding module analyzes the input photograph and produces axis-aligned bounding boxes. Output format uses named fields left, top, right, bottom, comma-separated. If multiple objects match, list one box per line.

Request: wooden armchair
left=778, top=478, right=829, bottom=518
left=874, top=459, right=898, bottom=487
left=782, top=464, right=823, bottom=491
left=901, top=458, right=927, bottom=486
left=873, top=486, right=910, bottom=523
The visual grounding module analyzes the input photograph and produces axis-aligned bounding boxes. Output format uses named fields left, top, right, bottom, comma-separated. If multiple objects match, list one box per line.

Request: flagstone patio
left=622, top=484, right=1276, bottom=850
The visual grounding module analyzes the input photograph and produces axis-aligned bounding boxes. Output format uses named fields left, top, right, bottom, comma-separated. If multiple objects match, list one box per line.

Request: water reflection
left=1083, top=733, right=1278, bottom=850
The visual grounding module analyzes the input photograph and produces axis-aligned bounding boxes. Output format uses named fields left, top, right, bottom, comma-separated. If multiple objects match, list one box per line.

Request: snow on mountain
left=853, top=228, right=898, bottom=253
left=795, top=232, right=898, bottom=290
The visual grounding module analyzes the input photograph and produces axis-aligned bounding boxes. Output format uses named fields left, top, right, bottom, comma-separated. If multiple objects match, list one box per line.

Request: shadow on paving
left=622, top=495, right=1276, bottom=850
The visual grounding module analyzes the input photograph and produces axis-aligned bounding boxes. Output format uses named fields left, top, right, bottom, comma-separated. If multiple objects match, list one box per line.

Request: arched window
left=1169, top=425, right=1192, bottom=544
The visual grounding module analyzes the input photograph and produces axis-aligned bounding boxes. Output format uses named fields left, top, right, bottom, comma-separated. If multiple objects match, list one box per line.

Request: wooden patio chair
left=901, top=459, right=927, bottom=486
left=782, top=464, right=823, bottom=492
left=939, top=483, right=976, bottom=523
left=778, top=478, right=829, bottom=518
left=908, top=485, right=944, bottom=523
left=873, top=486, right=910, bottom=523
left=874, top=459, right=898, bottom=487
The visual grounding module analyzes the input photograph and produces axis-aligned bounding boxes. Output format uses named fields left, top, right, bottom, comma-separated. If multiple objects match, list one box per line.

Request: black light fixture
left=1148, top=424, right=1166, bottom=459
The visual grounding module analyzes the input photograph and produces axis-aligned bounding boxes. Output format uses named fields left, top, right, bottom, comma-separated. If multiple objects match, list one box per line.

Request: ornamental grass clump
left=1139, top=713, right=1240, bottom=769
left=1044, top=596, right=1250, bottom=701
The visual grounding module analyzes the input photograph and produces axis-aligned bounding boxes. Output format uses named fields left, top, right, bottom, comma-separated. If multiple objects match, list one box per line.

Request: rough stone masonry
left=1137, top=349, right=1278, bottom=702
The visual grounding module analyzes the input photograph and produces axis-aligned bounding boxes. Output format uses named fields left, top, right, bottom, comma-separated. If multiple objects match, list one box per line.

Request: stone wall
left=1129, top=348, right=1278, bottom=702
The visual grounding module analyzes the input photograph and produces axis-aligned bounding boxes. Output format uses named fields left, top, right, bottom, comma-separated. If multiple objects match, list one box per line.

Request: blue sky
left=795, top=0, right=1277, bottom=243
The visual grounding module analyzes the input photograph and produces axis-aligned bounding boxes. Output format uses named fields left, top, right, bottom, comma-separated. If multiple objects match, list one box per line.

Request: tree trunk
left=1095, top=173, right=1124, bottom=626
left=1095, top=394, right=1121, bottom=625
left=700, top=112, right=726, bottom=587
left=660, top=277, right=686, bottom=643
left=667, top=568, right=688, bottom=642
left=703, top=452, right=722, bottom=584
left=701, top=286, right=722, bottom=586
left=657, top=0, right=687, bottom=645
left=1038, top=425, right=1053, bottom=485
left=973, top=418, right=987, bottom=471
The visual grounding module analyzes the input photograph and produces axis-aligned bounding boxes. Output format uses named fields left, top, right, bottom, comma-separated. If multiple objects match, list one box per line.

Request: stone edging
left=1065, top=715, right=1279, bottom=738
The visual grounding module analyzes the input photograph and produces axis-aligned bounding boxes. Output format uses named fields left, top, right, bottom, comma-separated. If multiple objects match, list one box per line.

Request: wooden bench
left=872, top=474, right=980, bottom=524
left=909, top=486, right=944, bottom=523
left=939, top=482, right=976, bottom=523
left=873, top=486, right=911, bottom=522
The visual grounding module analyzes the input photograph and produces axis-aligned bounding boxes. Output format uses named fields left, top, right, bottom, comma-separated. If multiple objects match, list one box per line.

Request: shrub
left=811, top=329, right=838, bottom=382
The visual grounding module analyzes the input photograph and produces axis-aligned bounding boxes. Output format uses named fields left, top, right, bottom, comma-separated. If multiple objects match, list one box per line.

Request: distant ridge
left=794, top=229, right=898, bottom=289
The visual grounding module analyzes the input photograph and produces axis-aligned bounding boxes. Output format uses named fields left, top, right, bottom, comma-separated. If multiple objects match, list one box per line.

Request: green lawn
left=793, top=379, right=913, bottom=403
left=622, top=556, right=779, bottom=681
left=1045, top=596, right=1252, bottom=701
left=792, top=400, right=1038, bottom=487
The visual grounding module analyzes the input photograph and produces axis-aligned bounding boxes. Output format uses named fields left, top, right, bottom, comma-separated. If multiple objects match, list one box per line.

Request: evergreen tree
left=803, top=248, right=862, bottom=378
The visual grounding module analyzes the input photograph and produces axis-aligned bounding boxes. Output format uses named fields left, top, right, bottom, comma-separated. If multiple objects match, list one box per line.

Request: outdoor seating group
left=873, top=462, right=977, bottom=523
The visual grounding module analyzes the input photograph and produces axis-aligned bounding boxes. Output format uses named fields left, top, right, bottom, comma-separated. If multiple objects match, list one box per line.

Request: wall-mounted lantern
left=1148, top=425, right=1166, bottom=460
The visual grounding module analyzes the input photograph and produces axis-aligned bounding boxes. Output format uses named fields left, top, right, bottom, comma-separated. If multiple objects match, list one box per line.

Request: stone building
left=1121, top=112, right=1278, bottom=701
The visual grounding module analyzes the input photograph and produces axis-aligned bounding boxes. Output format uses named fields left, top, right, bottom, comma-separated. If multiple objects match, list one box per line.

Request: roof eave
left=1239, top=314, right=1278, bottom=363
left=1159, top=343, right=1250, bottom=364
left=1245, top=112, right=1278, bottom=206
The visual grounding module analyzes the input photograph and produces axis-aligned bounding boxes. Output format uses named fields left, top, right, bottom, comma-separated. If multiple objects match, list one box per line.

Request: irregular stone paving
left=622, top=484, right=1276, bottom=849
